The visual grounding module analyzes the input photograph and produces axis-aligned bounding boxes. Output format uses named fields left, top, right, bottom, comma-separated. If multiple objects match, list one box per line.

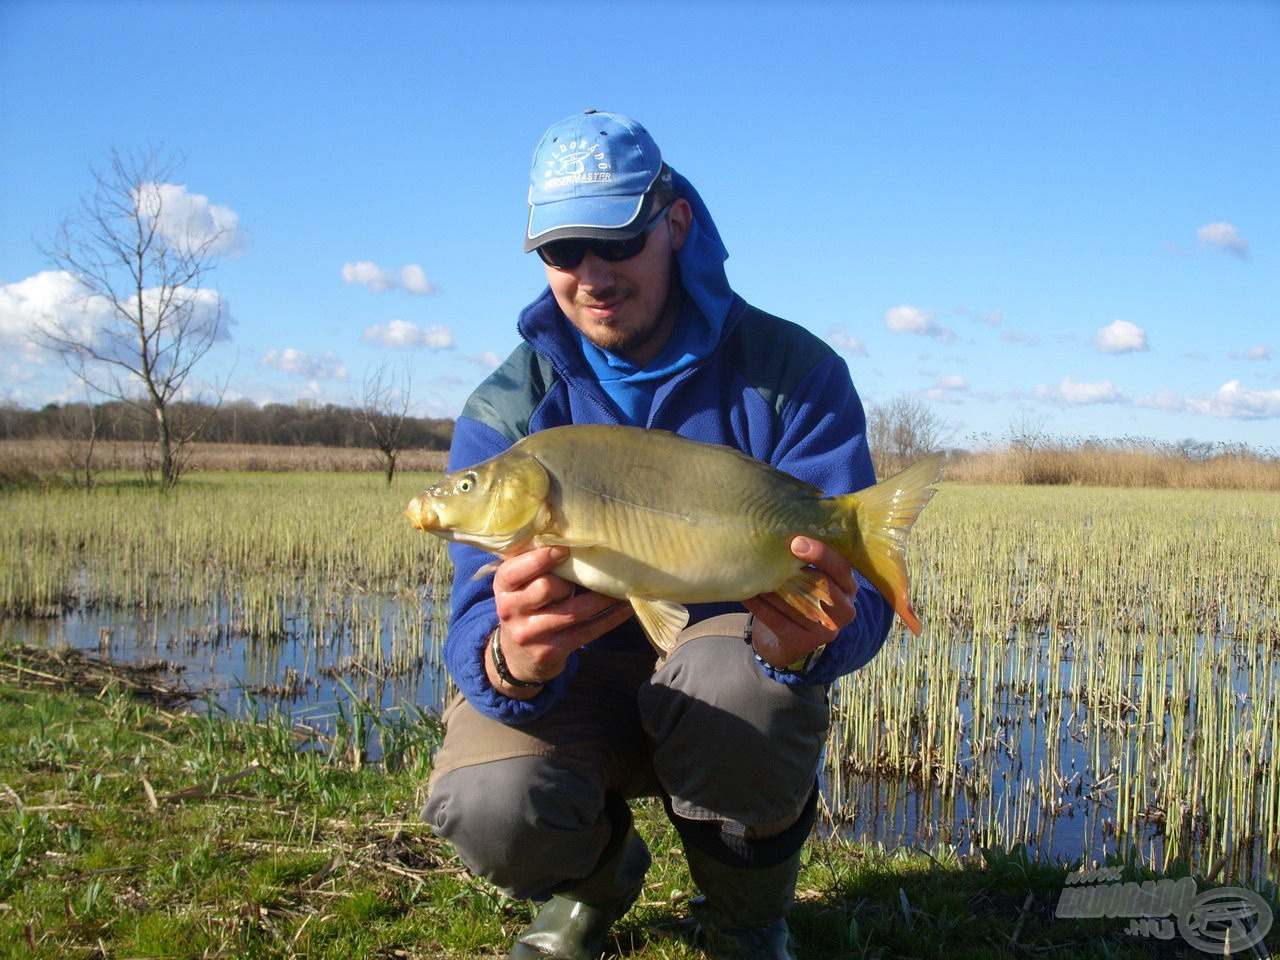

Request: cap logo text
left=544, top=140, right=612, bottom=189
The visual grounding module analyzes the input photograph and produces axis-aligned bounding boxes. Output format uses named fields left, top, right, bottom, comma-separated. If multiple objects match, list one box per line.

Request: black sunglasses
left=535, top=203, right=672, bottom=270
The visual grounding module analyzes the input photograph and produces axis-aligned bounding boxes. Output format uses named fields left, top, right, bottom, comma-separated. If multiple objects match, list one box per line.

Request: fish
left=406, top=424, right=943, bottom=654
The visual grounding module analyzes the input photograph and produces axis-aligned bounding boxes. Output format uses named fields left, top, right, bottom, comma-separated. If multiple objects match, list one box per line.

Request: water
left=825, top=625, right=1280, bottom=887
left=2, top=596, right=453, bottom=752
left=4, top=606, right=1276, bottom=889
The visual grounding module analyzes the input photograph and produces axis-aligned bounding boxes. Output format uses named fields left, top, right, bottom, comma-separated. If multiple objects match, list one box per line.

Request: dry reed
left=948, top=439, right=1280, bottom=490
left=828, top=481, right=1280, bottom=886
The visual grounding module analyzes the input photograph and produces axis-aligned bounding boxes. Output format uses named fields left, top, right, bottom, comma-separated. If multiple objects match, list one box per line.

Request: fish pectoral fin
left=471, top=560, right=502, bottom=580
left=630, top=597, right=690, bottom=657
left=535, top=535, right=608, bottom=550
left=776, top=569, right=836, bottom=630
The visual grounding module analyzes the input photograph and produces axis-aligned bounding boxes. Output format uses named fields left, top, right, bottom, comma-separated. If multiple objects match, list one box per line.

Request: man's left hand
left=743, top=537, right=857, bottom=671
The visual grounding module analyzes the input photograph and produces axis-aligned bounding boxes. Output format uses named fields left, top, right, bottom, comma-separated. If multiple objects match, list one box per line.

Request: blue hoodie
left=442, top=171, right=892, bottom=724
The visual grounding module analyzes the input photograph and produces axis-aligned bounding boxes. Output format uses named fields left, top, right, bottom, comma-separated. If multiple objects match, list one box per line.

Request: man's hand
left=744, top=537, right=857, bottom=671
left=487, top=546, right=633, bottom=697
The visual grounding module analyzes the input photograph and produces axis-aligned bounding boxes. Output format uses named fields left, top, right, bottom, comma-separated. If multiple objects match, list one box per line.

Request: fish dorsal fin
left=775, top=568, right=836, bottom=630
left=630, top=597, right=690, bottom=657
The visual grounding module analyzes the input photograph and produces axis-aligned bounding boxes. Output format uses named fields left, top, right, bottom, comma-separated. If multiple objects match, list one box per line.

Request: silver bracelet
left=489, top=628, right=544, bottom=689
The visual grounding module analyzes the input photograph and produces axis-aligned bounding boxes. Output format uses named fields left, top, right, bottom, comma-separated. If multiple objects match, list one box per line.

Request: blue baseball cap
left=524, top=110, right=674, bottom=252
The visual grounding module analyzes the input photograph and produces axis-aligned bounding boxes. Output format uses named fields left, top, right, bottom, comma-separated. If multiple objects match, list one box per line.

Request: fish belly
left=551, top=538, right=803, bottom=605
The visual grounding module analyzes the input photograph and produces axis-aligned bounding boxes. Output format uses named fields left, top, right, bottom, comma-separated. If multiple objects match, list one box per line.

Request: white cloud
left=922, top=375, right=968, bottom=405
left=1095, top=319, right=1148, bottom=354
left=1196, top=221, right=1249, bottom=259
left=362, top=319, right=454, bottom=350
left=144, top=285, right=233, bottom=343
left=0, top=270, right=231, bottom=362
left=342, top=261, right=436, bottom=295
left=466, top=351, right=504, bottom=369
left=1186, top=380, right=1280, bottom=420
left=0, top=270, right=101, bottom=348
left=342, top=261, right=395, bottom=292
left=827, top=326, right=868, bottom=356
left=259, top=348, right=348, bottom=381
left=884, top=305, right=954, bottom=343
left=1038, top=375, right=1127, bottom=405
left=398, top=264, right=435, bottom=295
left=1229, top=345, right=1271, bottom=362
left=1134, top=388, right=1186, bottom=414
left=133, top=182, right=245, bottom=257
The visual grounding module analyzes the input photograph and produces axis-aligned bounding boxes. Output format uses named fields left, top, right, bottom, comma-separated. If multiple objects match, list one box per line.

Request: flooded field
left=2, top=473, right=1277, bottom=887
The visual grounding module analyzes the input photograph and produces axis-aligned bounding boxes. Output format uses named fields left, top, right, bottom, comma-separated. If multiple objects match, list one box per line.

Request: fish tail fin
left=829, top=452, right=944, bottom=636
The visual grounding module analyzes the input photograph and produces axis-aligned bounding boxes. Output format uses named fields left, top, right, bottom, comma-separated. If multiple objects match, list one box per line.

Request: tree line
left=0, top=398, right=454, bottom=452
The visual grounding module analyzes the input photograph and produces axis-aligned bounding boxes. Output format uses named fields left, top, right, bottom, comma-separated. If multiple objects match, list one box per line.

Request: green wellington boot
left=509, top=819, right=651, bottom=960
left=686, top=846, right=802, bottom=960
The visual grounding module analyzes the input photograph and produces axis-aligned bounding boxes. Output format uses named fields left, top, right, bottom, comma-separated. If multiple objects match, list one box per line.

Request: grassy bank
left=2, top=646, right=1275, bottom=959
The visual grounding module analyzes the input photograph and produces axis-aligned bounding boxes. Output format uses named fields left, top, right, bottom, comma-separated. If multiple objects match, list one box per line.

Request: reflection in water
left=824, top=624, right=1279, bottom=887
left=4, top=606, right=1276, bottom=888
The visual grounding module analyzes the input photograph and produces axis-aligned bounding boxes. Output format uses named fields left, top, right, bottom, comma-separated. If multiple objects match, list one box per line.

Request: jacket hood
left=517, top=168, right=737, bottom=381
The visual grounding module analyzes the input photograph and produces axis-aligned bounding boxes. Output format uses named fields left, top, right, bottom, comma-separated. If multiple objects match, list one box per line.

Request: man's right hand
left=487, top=545, right=633, bottom=698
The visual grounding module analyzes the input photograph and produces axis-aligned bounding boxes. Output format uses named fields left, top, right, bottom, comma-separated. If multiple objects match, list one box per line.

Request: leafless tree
left=354, top=361, right=414, bottom=484
left=867, top=395, right=950, bottom=475
left=35, top=147, right=231, bottom=489
left=53, top=379, right=103, bottom=490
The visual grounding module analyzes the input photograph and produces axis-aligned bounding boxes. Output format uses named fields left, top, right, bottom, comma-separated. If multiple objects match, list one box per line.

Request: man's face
left=543, top=199, right=691, bottom=366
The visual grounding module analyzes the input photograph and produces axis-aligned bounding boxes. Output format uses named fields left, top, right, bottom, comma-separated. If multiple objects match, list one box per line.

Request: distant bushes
left=0, top=398, right=454, bottom=451
left=946, top=438, right=1280, bottom=490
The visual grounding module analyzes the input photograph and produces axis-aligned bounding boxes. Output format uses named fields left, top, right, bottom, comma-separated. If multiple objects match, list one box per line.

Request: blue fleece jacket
left=442, top=173, right=892, bottom=724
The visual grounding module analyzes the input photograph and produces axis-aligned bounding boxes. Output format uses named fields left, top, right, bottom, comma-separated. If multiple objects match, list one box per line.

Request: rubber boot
left=509, top=813, right=651, bottom=960
left=686, top=846, right=802, bottom=960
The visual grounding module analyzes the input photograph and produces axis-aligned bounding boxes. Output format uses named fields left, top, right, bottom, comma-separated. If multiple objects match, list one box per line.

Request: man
left=423, top=110, right=892, bottom=960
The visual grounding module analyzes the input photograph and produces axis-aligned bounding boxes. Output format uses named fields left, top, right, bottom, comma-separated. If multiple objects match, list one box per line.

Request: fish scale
left=406, top=424, right=943, bottom=653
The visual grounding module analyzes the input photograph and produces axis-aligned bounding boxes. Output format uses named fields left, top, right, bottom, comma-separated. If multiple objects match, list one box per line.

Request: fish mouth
left=404, top=497, right=438, bottom=531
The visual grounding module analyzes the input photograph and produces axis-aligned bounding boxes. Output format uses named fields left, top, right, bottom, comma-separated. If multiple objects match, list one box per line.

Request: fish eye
left=458, top=474, right=476, bottom=493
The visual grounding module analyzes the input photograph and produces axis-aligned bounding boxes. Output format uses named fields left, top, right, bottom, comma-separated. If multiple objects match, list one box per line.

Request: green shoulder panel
left=724, top=306, right=836, bottom=418
left=459, top=343, right=558, bottom=443
left=460, top=306, right=831, bottom=439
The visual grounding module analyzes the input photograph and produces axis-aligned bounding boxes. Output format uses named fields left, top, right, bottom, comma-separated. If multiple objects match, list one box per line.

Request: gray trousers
left=423, top=614, right=829, bottom=900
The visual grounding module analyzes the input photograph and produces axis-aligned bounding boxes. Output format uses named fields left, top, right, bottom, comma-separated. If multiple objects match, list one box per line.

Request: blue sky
left=2, top=0, right=1277, bottom=449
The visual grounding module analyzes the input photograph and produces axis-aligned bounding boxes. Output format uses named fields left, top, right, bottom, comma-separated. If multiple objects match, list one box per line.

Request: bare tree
left=867, top=395, right=950, bottom=475
left=36, top=147, right=231, bottom=489
left=53, top=380, right=103, bottom=490
left=354, top=361, right=414, bottom=484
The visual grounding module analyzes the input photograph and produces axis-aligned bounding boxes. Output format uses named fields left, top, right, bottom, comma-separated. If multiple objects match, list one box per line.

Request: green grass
left=2, top=668, right=1274, bottom=959
left=2, top=473, right=1278, bottom=955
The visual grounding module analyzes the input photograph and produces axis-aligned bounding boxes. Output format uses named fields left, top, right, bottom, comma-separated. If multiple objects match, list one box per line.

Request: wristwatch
left=489, top=628, right=544, bottom=689
left=742, top=614, right=826, bottom=675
